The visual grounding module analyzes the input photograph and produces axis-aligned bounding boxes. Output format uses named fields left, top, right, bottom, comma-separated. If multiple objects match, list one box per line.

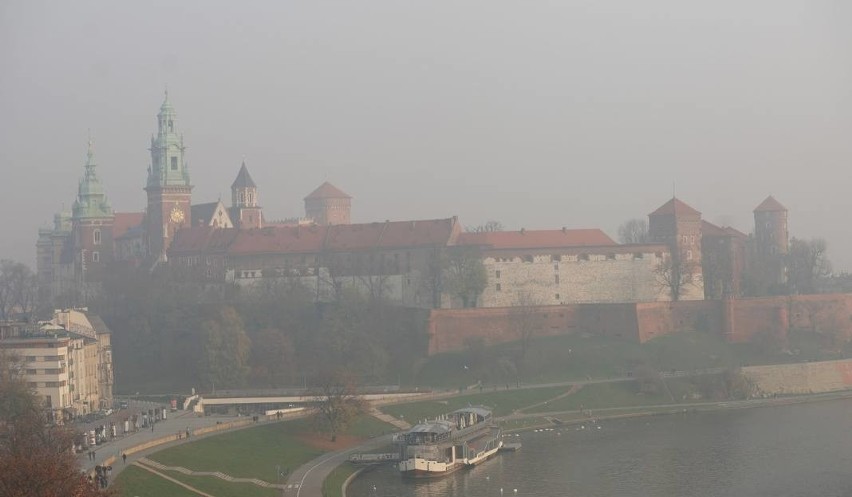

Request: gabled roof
left=650, top=197, right=701, bottom=217
left=754, top=195, right=786, bottom=213
left=305, top=181, right=351, bottom=200
left=701, top=220, right=729, bottom=237
left=228, top=225, right=326, bottom=255
left=702, top=220, right=748, bottom=239
left=458, top=228, right=616, bottom=250
left=325, top=218, right=459, bottom=251
left=113, top=212, right=144, bottom=239
left=191, top=202, right=221, bottom=226
left=231, top=161, right=256, bottom=189
left=169, top=227, right=241, bottom=255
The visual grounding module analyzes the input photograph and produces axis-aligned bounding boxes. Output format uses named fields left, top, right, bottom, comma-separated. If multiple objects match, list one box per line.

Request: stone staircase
left=136, top=457, right=286, bottom=489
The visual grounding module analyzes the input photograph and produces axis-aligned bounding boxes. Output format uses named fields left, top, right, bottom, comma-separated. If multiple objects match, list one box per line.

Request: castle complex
left=37, top=93, right=790, bottom=310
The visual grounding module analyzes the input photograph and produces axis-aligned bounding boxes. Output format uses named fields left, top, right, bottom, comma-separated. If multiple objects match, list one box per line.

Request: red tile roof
left=113, top=212, right=144, bottom=239
left=304, top=182, right=351, bottom=200
left=702, top=220, right=748, bottom=239
left=169, top=217, right=460, bottom=256
left=754, top=195, right=786, bottom=212
left=650, top=197, right=701, bottom=217
left=458, top=229, right=616, bottom=250
left=169, top=227, right=240, bottom=255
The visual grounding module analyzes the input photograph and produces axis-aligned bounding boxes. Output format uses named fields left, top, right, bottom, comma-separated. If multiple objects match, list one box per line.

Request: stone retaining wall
left=744, top=359, right=852, bottom=395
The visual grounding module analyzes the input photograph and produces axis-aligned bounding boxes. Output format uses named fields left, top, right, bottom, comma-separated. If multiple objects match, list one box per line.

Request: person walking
left=122, top=453, right=127, bottom=464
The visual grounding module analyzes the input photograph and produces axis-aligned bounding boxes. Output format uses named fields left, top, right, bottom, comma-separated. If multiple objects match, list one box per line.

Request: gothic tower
left=754, top=195, right=788, bottom=257
left=753, top=195, right=788, bottom=285
left=230, top=161, right=262, bottom=229
left=145, top=90, right=192, bottom=262
left=304, top=182, right=351, bottom=225
left=71, top=138, right=114, bottom=282
left=648, top=197, right=705, bottom=300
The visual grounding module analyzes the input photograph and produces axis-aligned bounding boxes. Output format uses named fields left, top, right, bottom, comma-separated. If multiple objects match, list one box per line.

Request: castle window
left=580, top=253, right=589, bottom=261
left=687, top=250, right=693, bottom=260
left=496, top=283, right=501, bottom=292
left=171, top=156, right=178, bottom=170
left=634, top=253, right=644, bottom=259
left=523, top=255, right=534, bottom=263
left=607, top=253, right=616, bottom=260
left=92, top=251, right=99, bottom=263
left=496, top=270, right=501, bottom=279
left=555, top=294, right=560, bottom=300
left=93, top=229, right=101, bottom=245
left=555, top=274, right=560, bottom=284
left=553, top=254, right=562, bottom=262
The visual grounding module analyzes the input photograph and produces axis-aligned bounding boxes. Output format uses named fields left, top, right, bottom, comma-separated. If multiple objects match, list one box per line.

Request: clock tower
left=145, top=90, right=192, bottom=262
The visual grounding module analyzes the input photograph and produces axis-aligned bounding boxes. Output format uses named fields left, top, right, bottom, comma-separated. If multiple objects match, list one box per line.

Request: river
left=348, top=398, right=852, bottom=497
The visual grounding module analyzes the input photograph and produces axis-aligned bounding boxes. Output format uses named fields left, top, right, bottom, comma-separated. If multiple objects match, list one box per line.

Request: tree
left=617, top=219, right=649, bottom=245
left=0, top=260, right=38, bottom=321
left=310, top=370, right=364, bottom=442
left=443, top=247, right=487, bottom=308
left=509, top=292, right=545, bottom=364
left=250, top=328, right=296, bottom=387
left=0, top=351, right=111, bottom=497
left=198, top=307, right=252, bottom=390
left=787, top=237, right=832, bottom=295
left=655, top=250, right=698, bottom=301
left=467, top=220, right=504, bottom=233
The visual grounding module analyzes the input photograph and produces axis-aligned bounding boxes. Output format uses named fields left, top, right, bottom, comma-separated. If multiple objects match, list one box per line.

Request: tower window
left=92, top=251, right=99, bottom=263
left=168, top=120, right=174, bottom=132
left=171, top=157, right=178, bottom=170
left=93, top=229, right=101, bottom=245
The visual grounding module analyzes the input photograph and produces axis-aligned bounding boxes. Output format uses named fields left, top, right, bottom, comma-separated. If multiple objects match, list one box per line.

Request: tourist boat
left=397, top=406, right=503, bottom=478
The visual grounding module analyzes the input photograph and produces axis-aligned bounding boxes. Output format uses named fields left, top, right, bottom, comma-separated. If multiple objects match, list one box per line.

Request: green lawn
left=525, top=382, right=674, bottom=413
left=413, top=330, right=838, bottom=388
left=382, top=385, right=570, bottom=421
left=322, top=462, right=358, bottom=497
left=115, top=415, right=395, bottom=497
left=112, top=465, right=200, bottom=497
left=148, top=418, right=321, bottom=482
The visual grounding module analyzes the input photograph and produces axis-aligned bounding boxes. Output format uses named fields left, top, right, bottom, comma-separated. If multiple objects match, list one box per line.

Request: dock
left=349, top=452, right=400, bottom=464
left=500, top=442, right=522, bottom=452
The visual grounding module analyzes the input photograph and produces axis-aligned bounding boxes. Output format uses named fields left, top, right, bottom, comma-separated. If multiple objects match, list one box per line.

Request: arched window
left=93, top=229, right=101, bottom=245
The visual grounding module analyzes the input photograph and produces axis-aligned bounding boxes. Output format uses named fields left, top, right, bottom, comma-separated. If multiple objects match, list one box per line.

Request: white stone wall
left=479, top=250, right=672, bottom=307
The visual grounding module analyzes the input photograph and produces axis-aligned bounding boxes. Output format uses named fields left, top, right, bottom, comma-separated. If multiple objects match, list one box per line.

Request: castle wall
left=426, top=294, right=852, bottom=355
left=744, top=359, right=852, bottom=394
left=479, top=248, right=669, bottom=308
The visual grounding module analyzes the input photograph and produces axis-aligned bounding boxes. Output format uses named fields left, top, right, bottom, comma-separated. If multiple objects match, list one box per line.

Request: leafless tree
left=655, top=250, right=698, bottom=301
left=466, top=220, right=504, bottom=233
left=443, top=246, right=487, bottom=308
left=0, top=260, right=38, bottom=320
left=787, top=237, right=832, bottom=295
left=509, top=291, right=545, bottom=363
left=617, top=218, right=649, bottom=245
left=310, top=370, right=365, bottom=442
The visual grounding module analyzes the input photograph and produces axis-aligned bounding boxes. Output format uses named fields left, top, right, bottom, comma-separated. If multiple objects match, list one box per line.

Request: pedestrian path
left=368, top=407, right=411, bottom=430
left=136, top=457, right=286, bottom=489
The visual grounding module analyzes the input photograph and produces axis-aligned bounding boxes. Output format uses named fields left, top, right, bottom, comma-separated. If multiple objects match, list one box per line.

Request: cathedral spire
left=73, top=136, right=112, bottom=219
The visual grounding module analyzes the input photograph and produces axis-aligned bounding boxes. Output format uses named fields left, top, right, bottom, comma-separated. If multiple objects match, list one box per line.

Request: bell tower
left=72, top=137, right=114, bottom=283
left=230, top=160, right=263, bottom=229
left=145, top=90, right=192, bottom=262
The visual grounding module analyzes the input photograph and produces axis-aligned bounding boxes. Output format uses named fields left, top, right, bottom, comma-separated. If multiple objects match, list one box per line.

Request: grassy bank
left=322, top=462, right=358, bottom=497
left=114, top=415, right=395, bottom=497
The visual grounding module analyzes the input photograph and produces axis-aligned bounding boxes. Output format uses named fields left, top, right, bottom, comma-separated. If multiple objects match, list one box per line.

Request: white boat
left=397, top=406, right=503, bottom=478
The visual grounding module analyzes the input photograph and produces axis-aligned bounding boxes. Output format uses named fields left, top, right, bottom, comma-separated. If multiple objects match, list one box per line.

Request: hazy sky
left=2, top=1, right=851, bottom=269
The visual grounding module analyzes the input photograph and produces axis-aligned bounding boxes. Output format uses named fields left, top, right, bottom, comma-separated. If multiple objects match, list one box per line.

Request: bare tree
left=467, top=220, right=504, bottom=233
left=787, top=237, right=831, bottom=295
left=310, top=370, right=365, bottom=442
left=655, top=250, right=698, bottom=301
left=509, top=291, right=545, bottom=363
left=443, top=246, right=487, bottom=308
left=617, top=219, right=649, bottom=245
left=0, top=260, right=38, bottom=320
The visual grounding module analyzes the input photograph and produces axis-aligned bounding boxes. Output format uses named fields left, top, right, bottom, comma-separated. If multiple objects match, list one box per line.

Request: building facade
left=0, top=308, right=113, bottom=422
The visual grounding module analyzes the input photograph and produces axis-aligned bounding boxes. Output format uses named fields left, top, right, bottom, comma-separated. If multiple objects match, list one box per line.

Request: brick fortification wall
left=744, top=359, right=852, bottom=394
left=426, top=294, right=852, bottom=355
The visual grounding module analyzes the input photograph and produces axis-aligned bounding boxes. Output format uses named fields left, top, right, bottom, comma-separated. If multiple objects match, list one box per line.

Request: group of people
left=91, top=464, right=111, bottom=489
